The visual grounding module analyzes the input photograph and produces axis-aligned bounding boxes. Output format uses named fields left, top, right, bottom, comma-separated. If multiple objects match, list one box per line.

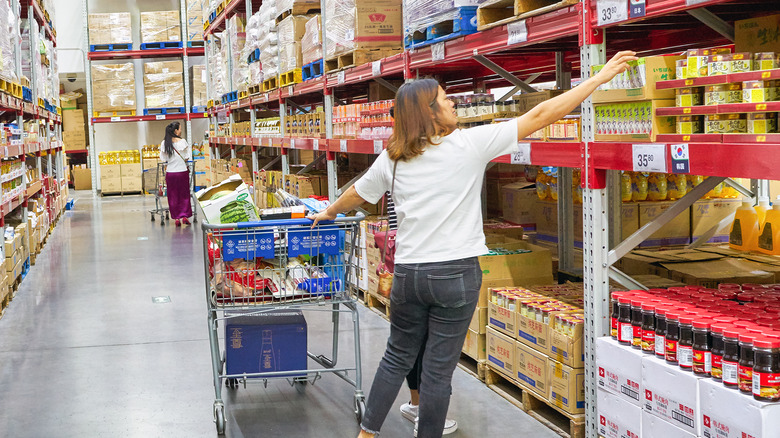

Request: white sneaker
left=400, top=402, right=418, bottom=423
left=414, top=417, right=458, bottom=436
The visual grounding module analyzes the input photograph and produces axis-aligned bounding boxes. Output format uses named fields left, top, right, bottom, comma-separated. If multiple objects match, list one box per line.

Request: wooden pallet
left=365, top=291, right=391, bottom=321
left=485, top=366, right=585, bottom=438
left=458, top=354, right=489, bottom=382
left=248, top=84, right=263, bottom=95
left=279, top=68, right=303, bottom=87
left=477, top=0, right=578, bottom=31
left=93, top=110, right=136, bottom=117
left=325, top=48, right=402, bottom=73
left=262, top=76, right=278, bottom=92
left=275, top=0, right=320, bottom=24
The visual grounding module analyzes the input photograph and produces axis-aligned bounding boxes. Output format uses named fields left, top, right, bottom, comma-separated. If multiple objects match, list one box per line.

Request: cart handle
left=201, top=212, right=365, bottom=230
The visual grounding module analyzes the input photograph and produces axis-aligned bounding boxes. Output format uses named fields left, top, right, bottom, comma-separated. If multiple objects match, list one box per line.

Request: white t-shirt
left=354, top=120, right=518, bottom=264
left=159, top=138, right=191, bottom=173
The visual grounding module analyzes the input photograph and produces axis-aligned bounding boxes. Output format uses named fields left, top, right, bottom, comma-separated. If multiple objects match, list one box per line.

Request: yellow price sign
left=757, top=104, right=768, bottom=111
left=685, top=79, right=693, bottom=86
left=757, top=136, right=767, bottom=142
left=683, top=108, right=692, bottom=114
left=762, top=71, right=771, bottom=79
left=683, top=135, right=691, bottom=141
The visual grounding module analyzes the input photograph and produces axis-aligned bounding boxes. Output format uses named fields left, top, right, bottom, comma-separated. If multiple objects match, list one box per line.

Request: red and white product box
left=597, top=389, right=642, bottom=438
left=642, top=355, right=704, bottom=435
left=641, top=410, right=697, bottom=438
left=700, top=378, right=780, bottom=438
left=596, top=337, right=643, bottom=406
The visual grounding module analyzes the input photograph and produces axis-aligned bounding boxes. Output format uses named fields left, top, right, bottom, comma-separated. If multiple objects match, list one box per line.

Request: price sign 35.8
left=632, top=143, right=667, bottom=173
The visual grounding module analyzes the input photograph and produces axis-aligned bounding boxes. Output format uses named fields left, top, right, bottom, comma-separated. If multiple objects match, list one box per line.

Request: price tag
left=110, top=116, right=120, bottom=122
left=338, top=71, right=346, bottom=85
left=290, top=139, right=296, bottom=149
left=510, top=142, right=531, bottom=164
left=155, top=114, right=165, bottom=120
left=596, top=0, right=628, bottom=26
left=340, top=140, right=348, bottom=153
left=372, top=61, right=382, bottom=77
left=629, top=0, right=645, bottom=18
left=313, top=140, right=319, bottom=151
left=632, top=143, right=667, bottom=173
left=288, top=85, right=294, bottom=95
left=507, top=20, right=528, bottom=46
left=373, top=140, right=383, bottom=154
left=685, top=0, right=710, bottom=5
left=431, top=43, right=445, bottom=62
left=670, top=144, right=689, bottom=174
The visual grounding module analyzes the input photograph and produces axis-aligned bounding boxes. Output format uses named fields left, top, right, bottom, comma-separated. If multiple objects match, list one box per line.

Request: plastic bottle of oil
left=756, top=196, right=770, bottom=226
left=621, top=172, right=632, bottom=202
left=631, top=173, right=648, bottom=202
left=758, top=198, right=780, bottom=255
left=549, top=168, right=559, bottom=201
left=647, top=173, right=668, bottom=201
left=572, top=168, right=582, bottom=204
left=729, top=199, right=760, bottom=251
left=667, top=173, right=688, bottom=200
left=536, top=168, right=550, bottom=200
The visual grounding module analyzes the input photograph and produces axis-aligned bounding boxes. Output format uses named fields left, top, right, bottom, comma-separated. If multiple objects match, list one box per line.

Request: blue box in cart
left=225, top=311, right=307, bottom=377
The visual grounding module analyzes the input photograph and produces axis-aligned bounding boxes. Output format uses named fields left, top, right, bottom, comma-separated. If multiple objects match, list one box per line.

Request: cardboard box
left=638, top=200, right=691, bottom=247
left=595, top=337, right=643, bottom=406
left=660, top=258, right=775, bottom=288
left=101, top=177, right=122, bottom=194
left=548, top=360, right=585, bottom=414
left=462, top=329, right=486, bottom=361
left=594, top=99, right=676, bottom=142
left=736, top=14, right=780, bottom=54
left=122, top=177, right=142, bottom=192
left=642, top=355, right=703, bottom=435
left=502, top=182, right=537, bottom=227
left=479, top=241, right=553, bottom=287
left=486, top=327, right=515, bottom=378
left=469, top=307, right=488, bottom=334
left=593, top=55, right=684, bottom=103
left=597, top=388, right=643, bottom=438
left=143, top=159, right=159, bottom=170
left=691, top=198, right=741, bottom=244
left=641, top=410, right=696, bottom=438
left=324, top=0, right=402, bottom=58
left=120, top=164, right=142, bottom=178
left=62, top=109, right=86, bottom=132
left=100, top=164, right=121, bottom=179
left=225, top=311, right=307, bottom=376
left=515, top=341, right=549, bottom=399
left=63, top=130, right=87, bottom=152
left=516, top=312, right=549, bottom=352
left=488, top=301, right=516, bottom=338
left=514, top=90, right=567, bottom=115
left=195, top=175, right=258, bottom=224
left=549, top=317, right=584, bottom=368
left=699, top=378, right=780, bottom=438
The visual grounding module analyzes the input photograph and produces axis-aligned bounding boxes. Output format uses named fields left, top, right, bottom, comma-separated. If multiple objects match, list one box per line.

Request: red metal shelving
left=91, top=113, right=197, bottom=124
left=88, top=47, right=204, bottom=60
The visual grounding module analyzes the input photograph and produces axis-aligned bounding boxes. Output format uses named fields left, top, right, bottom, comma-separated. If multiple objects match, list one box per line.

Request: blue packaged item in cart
left=225, top=311, right=307, bottom=377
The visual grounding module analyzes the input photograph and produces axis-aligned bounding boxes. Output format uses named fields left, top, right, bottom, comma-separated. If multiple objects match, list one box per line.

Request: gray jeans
left=361, top=257, right=482, bottom=437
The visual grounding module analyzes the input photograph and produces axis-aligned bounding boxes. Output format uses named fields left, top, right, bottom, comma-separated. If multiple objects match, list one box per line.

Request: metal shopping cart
left=200, top=212, right=366, bottom=435
left=149, top=161, right=198, bottom=225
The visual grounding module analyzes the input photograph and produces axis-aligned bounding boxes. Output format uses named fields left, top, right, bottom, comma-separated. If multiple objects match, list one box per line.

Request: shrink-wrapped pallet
left=301, top=15, right=322, bottom=66
left=91, top=63, right=136, bottom=113
left=88, top=13, right=132, bottom=45
left=323, top=0, right=402, bottom=59
left=143, top=61, right=184, bottom=109
left=141, top=10, right=181, bottom=43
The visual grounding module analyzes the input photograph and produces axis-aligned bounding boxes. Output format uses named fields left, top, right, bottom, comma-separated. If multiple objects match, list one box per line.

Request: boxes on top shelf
left=736, top=14, right=780, bottom=55
left=140, top=10, right=181, bottom=43
left=323, top=0, right=403, bottom=59
left=88, top=13, right=132, bottom=45
left=301, top=15, right=322, bottom=67
left=187, top=0, right=205, bottom=41
left=191, top=65, right=208, bottom=108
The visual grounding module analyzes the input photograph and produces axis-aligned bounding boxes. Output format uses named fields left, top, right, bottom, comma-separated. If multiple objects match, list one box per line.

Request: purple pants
left=166, top=170, right=192, bottom=219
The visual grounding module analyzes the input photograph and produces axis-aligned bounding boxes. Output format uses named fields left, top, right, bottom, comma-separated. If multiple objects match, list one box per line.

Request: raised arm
left=308, top=185, right=368, bottom=227
left=517, top=51, right=638, bottom=140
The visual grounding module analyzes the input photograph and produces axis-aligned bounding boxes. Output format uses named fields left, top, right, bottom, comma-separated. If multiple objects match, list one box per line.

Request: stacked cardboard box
left=100, top=163, right=122, bottom=194
left=186, top=0, right=204, bottom=42
left=91, top=63, right=136, bottom=114
left=62, top=109, right=87, bottom=152
left=143, top=61, right=185, bottom=109
left=323, top=0, right=402, bottom=60
left=141, top=10, right=181, bottom=43
left=301, top=15, right=322, bottom=66
left=278, top=15, right=312, bottom=74
left=88, top=13, right=132, bottom=45
left=71, top=165, right=91, bottom=190
left=191, top=65, right=208, bottom=107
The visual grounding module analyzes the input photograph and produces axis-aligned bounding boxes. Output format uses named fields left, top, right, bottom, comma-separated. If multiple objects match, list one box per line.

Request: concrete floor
left=0, top=192, right=560, bottom=438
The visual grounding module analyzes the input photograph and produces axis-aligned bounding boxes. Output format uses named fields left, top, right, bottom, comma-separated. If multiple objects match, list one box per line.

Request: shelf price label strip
left=632, top=143, right=667, bottom=173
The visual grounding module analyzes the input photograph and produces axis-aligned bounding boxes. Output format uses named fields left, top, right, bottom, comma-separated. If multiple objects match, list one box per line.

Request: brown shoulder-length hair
left=387, top=78, right=457, bottom=161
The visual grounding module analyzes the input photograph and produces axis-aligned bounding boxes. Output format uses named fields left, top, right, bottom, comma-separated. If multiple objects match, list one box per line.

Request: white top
left=354, top=120, right=518, bottom=264
left=159, top=138, right=191, bottom=173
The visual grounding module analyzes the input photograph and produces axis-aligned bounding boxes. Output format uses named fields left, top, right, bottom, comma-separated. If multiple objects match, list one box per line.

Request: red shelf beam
left=490, top=142, right=582, bottom=168
left=588, top=0, right=737, bottom=29
left=326, top=52, right=406, bottom=88
left=91, top=113, right=196, bottom=124
left=657, top=69, right=780, bottom=90
left=657, top=102, right=780, bottom=116
left=88, top=46, right=204, bottom=60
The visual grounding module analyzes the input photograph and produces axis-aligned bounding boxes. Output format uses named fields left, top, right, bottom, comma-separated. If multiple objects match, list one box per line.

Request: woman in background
left=159, top=121, right=192, bottom=226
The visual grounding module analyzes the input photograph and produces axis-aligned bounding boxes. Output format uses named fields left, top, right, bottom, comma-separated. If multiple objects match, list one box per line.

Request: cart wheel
left=215, top=405, right=226, bottom=435
left=166, top=212, right=170, bottom=219
left=151, top=214, right=155, bottom=222
left=354, top=397, right=366, bottom=424
left=161, top=219, right=165, bottom=226
left=294, top=379, right=307, bottom=393
left=226, top=378, right=237, bottom=389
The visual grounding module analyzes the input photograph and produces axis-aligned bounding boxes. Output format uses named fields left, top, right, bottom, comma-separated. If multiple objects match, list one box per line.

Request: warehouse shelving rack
left=82, top=0, right=208, bottom=195
left=203, top=0, right=780, bottom=436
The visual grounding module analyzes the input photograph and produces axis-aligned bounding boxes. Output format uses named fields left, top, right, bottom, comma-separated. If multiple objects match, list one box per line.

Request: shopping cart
left=149, top=161, right=198, bottom=225
left=200, top=212, right=366, bottom=435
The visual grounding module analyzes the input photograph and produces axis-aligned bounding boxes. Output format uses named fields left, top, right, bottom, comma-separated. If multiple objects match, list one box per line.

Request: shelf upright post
left=556, top=51, right=575, bottom=277
left=82, top=0, right=97, bottom=195
left=181, top=0, right=193, bottom=146
left=580, top=4, right=607, bottom=437
left=320, top=0, right=337, bottom=203
left=752, top=180, right=769, bottom=202
left=279, top=99, right=288, bottom=175
left=204, top=34, right=216, bottom=160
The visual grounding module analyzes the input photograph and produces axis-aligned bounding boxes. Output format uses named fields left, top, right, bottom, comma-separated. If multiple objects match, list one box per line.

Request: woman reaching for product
left=310, top=51, right=638, bottom=438
left=159, top=121, right=193, bottom=227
